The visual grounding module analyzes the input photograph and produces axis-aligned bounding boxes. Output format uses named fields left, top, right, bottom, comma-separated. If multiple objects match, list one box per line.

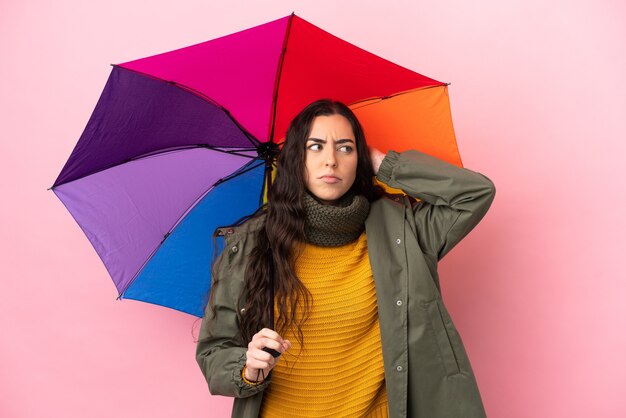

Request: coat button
left=396, top=300, right=403, bottom=306
left=231, top=245, right=238, bottom=253
left=396, top=365, right=403, bottom=372
left=396, top=238, right=401, bottom=244
left=240, top=308, right=246, bottom=314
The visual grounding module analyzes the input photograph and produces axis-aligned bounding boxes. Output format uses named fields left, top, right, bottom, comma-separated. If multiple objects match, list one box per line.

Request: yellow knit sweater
left=259, top=232, right=389, bottom=417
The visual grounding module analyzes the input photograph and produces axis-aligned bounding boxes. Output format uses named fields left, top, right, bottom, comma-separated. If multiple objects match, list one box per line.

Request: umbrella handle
left=263, top=254, right=280, bottom=359
left=268, top=253, right=275, bottom=330
left=263, top=347, right=281, bottom=358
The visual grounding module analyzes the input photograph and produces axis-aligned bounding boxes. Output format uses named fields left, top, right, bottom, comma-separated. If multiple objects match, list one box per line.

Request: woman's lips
left=320, top=175, right=340, bottom=184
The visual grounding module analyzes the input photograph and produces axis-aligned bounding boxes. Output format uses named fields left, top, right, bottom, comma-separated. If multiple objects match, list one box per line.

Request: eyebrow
left=306, top=138, right=355, bottom=144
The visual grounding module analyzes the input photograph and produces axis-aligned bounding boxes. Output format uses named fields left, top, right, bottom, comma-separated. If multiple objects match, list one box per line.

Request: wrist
left=242, top=365, right=263, bottom=385
left=372, top=152, right=385, bottom=175
left=376, top=150, right=399, bottom=182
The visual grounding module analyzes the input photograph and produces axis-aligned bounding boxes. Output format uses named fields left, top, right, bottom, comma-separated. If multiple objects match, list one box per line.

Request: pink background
left=2, top=1, right=625, bottom=417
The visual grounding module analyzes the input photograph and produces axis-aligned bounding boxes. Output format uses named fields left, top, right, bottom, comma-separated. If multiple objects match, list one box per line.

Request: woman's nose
left=325, top=150, right=337, bottom=167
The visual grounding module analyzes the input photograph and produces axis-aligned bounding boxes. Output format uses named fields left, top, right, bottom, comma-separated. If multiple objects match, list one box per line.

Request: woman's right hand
left=244, top=328, right=291, bottom=383
left=368, top=146, right=386, bottom=175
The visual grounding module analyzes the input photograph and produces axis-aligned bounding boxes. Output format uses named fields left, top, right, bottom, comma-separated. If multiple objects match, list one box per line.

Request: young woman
left=196, top=99, right=496, bottom=418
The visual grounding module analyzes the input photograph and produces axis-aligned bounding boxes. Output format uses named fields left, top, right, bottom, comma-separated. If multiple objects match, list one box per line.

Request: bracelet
left=241, top=365, right=261, bottom=385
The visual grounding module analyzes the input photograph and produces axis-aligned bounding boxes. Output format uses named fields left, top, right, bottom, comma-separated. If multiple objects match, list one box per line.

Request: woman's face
left=304, top=114, right=358, bottom=204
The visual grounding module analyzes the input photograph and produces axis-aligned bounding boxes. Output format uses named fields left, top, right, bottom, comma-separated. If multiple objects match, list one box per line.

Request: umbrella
left=50, top=12, right=463, bottom=318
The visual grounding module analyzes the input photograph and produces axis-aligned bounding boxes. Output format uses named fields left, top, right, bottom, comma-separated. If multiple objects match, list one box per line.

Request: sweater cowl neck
left=302, top=190, right=370, bottom=247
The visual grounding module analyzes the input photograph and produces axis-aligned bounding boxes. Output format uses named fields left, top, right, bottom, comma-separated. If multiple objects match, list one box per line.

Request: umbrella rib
left=266, top=12, right=295, bottom=144
left=217, top=203, right=268, bottom=231
left=213, top=158, right=265, bottom=187
left=136, top=144, right=259, bottom=160
left=117, top=158, right=265, bottom=299
left=160, top=158, right=265, bottom=236
left=49, top=145, right=257, bottom=189
left=199, top=145, right=258, bottom=159
left=111, top=64, right=262, bottom=148
left=347, top=83, right=451, bottom=110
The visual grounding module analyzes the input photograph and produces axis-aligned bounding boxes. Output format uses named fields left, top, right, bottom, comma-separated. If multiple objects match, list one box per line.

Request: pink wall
left=2, top=1, right=625, bottom=417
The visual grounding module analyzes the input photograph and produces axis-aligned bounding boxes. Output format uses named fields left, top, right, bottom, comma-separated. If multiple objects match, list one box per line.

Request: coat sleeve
left=376, top=149, right=496, bottom=260
left=195, top=243, right=271, bottom=398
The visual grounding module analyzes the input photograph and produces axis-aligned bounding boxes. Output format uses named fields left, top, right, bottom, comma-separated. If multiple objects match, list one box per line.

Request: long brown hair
left=215, top=99, right=381, bottom=347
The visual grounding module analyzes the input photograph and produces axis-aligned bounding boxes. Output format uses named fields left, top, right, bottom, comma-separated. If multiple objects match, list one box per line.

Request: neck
left=307, top=190, right=354, bottom=207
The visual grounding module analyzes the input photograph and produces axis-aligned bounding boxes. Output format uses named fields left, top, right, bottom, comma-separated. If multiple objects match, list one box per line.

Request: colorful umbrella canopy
left=51, top=13, right=462, bottom=318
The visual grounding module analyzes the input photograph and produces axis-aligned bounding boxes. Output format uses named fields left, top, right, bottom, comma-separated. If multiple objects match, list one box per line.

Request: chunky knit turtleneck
left=302, top=191, right=371, bottom=247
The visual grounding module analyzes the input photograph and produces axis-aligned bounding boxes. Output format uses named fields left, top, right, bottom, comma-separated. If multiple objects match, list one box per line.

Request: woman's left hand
left=369, top=147, right=386, bottom=175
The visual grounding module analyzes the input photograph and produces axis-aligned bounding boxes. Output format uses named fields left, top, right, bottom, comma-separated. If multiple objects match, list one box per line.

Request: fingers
left=246, top=350, right=275, bottom=369
left=245, top=345, right=274, bottom=380
left=245, top=329, right=292, bottom=377
left=253, top=328, right=283, bottom=342
left=367, top=147, right=385, bottom=174
left=250, top=328, right=289, bottom=353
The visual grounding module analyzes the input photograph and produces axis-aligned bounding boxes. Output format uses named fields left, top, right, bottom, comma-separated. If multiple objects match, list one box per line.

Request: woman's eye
left=308, top=144, right=322, bottom=151
left=338, top=145, right=353, bottom=153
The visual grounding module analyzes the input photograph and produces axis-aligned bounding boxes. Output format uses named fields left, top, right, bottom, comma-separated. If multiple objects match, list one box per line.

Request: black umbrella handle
left=263, top=347, right=281, bottom=358
left=268, top=248, right=275, bottom=329
left=263, top=252, right=280, bottom=359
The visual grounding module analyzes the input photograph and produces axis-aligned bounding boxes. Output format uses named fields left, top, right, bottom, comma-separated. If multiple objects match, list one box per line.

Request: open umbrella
left=50, top=13, right=462, bottom=318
